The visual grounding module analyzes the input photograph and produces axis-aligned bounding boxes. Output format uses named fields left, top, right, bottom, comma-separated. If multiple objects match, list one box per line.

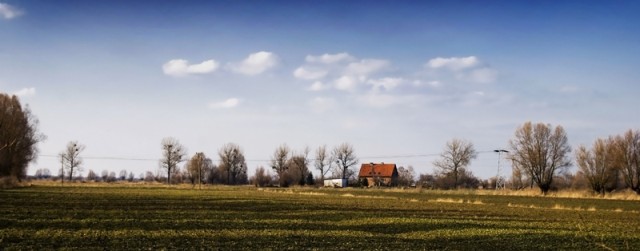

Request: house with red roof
left=358, top=162, right=398, bottom=187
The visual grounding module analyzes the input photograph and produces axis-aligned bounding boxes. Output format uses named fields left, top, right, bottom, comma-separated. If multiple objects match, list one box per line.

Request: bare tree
left=186, top=152, right=213, bottom=188
left=218, top=143, right=247, bottom=185
left=397, top=165, right=416, bottom=187
left=87, top=169, right=97, bottom=181
left=576, top=137, right=617, bottom=195
left=314, top=145, right=332, bottom=183
left=0, top=93, right=46, bottom=181
left=332, top=143, right=358, bottom=180
left=270, top=144, right=290, bottom=187
left=119, top=170, right=128, bottom=180
left=251, top=166, right=273, bottom=187
left=508, top=122, right=572, bottom=195
left=289, top=147, right=310, bottom=186
left=159, top=137, right=186, bottom=184
left=60, top=141, right=86, bottom=181
left=614, top=129, right=640, bottom=194
left=432, top=138, right=477, bottom=189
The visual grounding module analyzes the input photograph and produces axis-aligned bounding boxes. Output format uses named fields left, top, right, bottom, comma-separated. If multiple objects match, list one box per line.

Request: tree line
left=2, top=93, right=639, bottom=195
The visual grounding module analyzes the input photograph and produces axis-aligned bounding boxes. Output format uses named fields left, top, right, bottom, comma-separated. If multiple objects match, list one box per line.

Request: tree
left=60, top=141, right=86, bottom=181
left=576, top=137, right=617, bottom=195
left=432, top=139, right=477, bottom=189
left=127, top=172, right=135, bottom=182
left=332, top=143, right=358, bottom=180
left=508, top=122, right=572, bottom=194
left=314, top=145, right=332, bottom=183
left=159, top=137, right=186, bottom=184
left=251, top=166, right=273, bottom=187
left=186, top=152, right=213, bottom=188
left=397, top=166, right=416, bottom=187
left=87, top=169, right=98, bottom=181
left=270, top=144, right=290, bottom=187
left=0, top=93, right=46, bottom=181
left=289, top=147, right=310, bottom=186
left=119, top=169, right=128, bottom=180
left=614, top=129, right=640, bottom=194
left=218, top=143, right=247, bottom=185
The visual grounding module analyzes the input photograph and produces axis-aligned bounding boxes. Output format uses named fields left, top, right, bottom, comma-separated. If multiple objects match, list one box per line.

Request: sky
left=1, top=0, right=640, bottom=180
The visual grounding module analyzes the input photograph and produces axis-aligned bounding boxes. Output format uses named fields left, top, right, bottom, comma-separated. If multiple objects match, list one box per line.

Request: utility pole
left=494, top=149, right=508, bottom=190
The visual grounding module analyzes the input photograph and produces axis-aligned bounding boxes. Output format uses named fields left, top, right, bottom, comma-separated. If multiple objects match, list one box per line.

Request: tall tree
left=218, top=143, right=247, bottom=185
left=314, top=145, right=332, bottom=183
left=332, top=143, right=358, bottom=180
left=186, top=152, right=213, bottom=188
left=289, top=147, right=310, bottom=186
left=270, top=144, right=290, bottom=187
left=0, top=93, right=45, bottom=181
left=397, top=165, right=416, bottom=187
left=432, top=139, right=477, bottom=189
left=576, top=137, right=617, bottom=195
left=508, top=122, right=572, bottom=194
left=159, top=137, right=186, bottom=184
left=614, top=129, right=640, bottom=194
left=60, top=141, right=86, bottom=181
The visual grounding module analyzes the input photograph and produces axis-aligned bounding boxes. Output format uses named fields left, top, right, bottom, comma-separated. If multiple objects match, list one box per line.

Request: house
left=358, top=162, right=398, bottom=187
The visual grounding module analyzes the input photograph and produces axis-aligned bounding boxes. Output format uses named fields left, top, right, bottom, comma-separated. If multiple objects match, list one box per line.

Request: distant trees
left=508, top=122, right=572, bottom=194
left=576, top=137, right=617, bottom=195
left=186, top=152, right=213, bottom=187
left=614, top=130, right=640, bottom=194
left=0, top=93, right=46, bottom=181
left=159, top=137, right=186, bottom=184
left=289, top=147, right=310, bottom=186
left=34, top=168, right=51, bottom=179
left=270, top=144, right=291, bottom=187
left=251, top=166, right=273, bottom=187
left=397, top=166, right=416, bottom=187
left=332, top=143, right=358, bottom=180
left=432, top=139, right=477, bottom=189
left=218, top=143, right=247, bottom=185
left=60, top=141, right=86, bottom=181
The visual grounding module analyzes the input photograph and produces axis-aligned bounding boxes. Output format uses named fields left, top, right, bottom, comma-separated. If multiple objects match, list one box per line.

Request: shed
left=324, top=178, right=348, bottom=188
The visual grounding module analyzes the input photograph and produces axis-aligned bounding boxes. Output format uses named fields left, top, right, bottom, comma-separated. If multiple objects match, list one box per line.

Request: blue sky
left=2, top=0, right=639, bottom=179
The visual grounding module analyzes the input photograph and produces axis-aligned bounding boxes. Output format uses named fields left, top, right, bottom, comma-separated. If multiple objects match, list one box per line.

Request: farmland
left=1, top=185, right=639, bottom=250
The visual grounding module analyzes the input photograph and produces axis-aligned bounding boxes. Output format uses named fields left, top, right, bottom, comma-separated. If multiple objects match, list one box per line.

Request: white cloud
left=209, top=98, right=241, bottom=109
left=357, top=92, right=402, bottom=108
left=12, top=87, right=35, bottom=97
left=465, top=68, right=497, bottom=83
left=345, top=59, right=389, bottom=78
left=308, top=81, right=329, bottom=91
left=367, top=77, right=403, bottom=91
left=162, top=59, right=219, bottom=77
left=228, top=51, right=278, bottom=75
left=427, top=56, right=479, bottom=70
left=334, top=76, right=359, bottom=92
left=0, top=3, right=23, bottom=20
left=293, top=66, right=327, bottom=80
left=305, top=53, right=354, bottom=64
left=308, top=97, right=336, bottom=113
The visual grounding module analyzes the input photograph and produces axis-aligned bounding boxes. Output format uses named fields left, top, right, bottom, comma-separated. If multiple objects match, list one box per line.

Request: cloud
left=305, top=53, right=354, bottom=64
left=209, top=98, right=241, bottom=109
left=367, top=77, right=403, bottom=92
left=0, top=3, right=23, bottom=20
left=228, top=51, right=278, bottom=75
left=308, top=97, right=336, bottom=113
left=308, top=81, right=329, bottom=91
left=12, top=87, right=35, bottom=97
left=344, top=59, right=389, bottom=78
left=162, top=59, right=219, bottom=77
left=427, top=56, right=479, bottom=70
left=334, top=76, right=359, bottom=92
left=293, top=66, right=327, bottom=80
left=465, top=68, right=497, bottom=83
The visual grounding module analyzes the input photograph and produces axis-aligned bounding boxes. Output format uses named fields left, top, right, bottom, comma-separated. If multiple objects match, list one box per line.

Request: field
left=1, top=184, right=639, bottom=250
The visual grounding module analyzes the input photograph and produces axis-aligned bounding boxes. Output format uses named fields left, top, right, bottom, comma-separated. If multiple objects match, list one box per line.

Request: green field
left=1, top=185, right=639, bottom=250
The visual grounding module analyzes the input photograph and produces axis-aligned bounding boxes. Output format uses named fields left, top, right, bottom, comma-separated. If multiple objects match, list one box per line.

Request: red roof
left=358, top=163, right=397, bottom=178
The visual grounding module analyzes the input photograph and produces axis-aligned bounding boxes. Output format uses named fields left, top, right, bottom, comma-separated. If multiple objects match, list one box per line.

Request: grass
left=1, top=184, right=639, bottom=250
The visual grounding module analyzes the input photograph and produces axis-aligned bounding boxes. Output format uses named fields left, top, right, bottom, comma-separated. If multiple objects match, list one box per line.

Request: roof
left=358, top=163, right=397, bottom=178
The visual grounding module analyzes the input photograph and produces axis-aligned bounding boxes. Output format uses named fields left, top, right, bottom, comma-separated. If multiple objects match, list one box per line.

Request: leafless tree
left=86, top=169, right=98, bottom=181
left=159, top=137, right=186, bottom=184
left=270, top=144, right=291, bottom=187
left=397, top=165, right=416, bottom=187
left=614, top=129, right=640, bottom=194
left=119, top=170, right=128, bottom=180
left=127, top=172, right=135, bottom=182
left=332, top=143, right=358, bottom=180
left=186, top=152, right=213, bottom=188
left=289, top=147, right=310, bottom=186
left=508, top=122, right=572, bottom=195
left=432, top=138, right=477, bottom=189
left=314, top=145, right=332, bottom=183
left=60, top=141, right=86, bottom=181
left=576, top=137, right=617, bottom=195
left=0, top=93, right=46, bottom=181
left=251, top=166, right=273, bottom=187
left=218, top=143, right=247, bottom=185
